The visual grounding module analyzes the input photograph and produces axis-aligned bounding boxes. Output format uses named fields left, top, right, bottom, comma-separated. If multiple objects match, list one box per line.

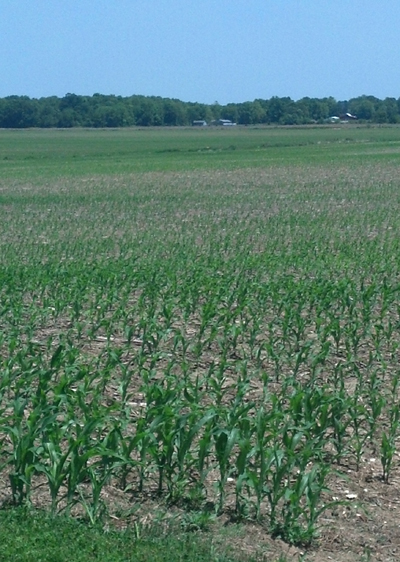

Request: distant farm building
left=192, top=120, right=207, bottom=126
left=339, top=113, right=357, bottom=121
left=327, top=113, right=357, bottom=124
left=210, top=119, right=237, bottom=126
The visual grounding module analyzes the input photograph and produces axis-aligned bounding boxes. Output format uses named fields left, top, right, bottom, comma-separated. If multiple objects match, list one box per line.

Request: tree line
left=1, top=93, right=400, bottom=128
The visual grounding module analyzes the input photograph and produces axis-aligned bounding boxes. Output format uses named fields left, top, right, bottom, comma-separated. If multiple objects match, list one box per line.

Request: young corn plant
left=5, top=403, right=38, bottom=506
left=234, top=421, right=255, bottom=518
left=365, top=370, right=386, bottom=447
left=278, top=462, right=337, bottom=546
left=213, top=425, right=239, bottom=514
left=380, top=403, right=400, bottom=484
left=173, top=409, right=216, bottom=503
left=77, top=465, right=109, bottom=525
left=4, top=356, right=53, bottom=507
left=245, top=404, right=281, bottom=520
left=348, top=398, right=369, bottom=470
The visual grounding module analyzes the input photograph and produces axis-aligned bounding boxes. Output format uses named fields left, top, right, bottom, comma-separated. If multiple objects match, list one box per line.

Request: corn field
left=1, top=141, right=400, bottom=546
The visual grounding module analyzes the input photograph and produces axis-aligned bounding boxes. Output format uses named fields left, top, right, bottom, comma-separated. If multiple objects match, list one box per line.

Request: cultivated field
left=1, top=126, right=400, bottom=561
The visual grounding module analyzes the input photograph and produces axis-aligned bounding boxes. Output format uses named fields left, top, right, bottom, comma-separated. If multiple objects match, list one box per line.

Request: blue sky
left=1, top=0, right=399, bottom=104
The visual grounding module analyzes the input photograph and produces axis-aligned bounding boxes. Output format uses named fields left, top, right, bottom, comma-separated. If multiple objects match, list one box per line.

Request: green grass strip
left=0, top=508, right=247, bottom=562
